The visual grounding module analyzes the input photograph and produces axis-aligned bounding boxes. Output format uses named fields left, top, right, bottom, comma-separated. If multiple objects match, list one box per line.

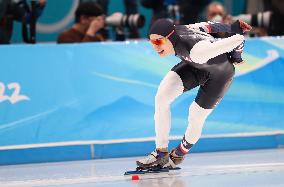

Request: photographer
left=57, top=2, right=105, bottom=44
left=0, top=0, right=46, bottom=44
left=232, top=0, right=284, bottom=36
left=206, top=1, right=284, bottom=37
left=206, top=2, right=227, bottom=22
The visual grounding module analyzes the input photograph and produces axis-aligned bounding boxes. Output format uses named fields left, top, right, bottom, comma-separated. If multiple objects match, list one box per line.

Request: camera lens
left=106, top=13, right=145, bottom=29
left=126, top=14, right=145, bottom=28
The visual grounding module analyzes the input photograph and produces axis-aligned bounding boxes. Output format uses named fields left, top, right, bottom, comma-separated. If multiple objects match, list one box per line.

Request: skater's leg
left=170, top=101, right=212, bottom=165
left=175, top=101, right=212, bottom=155
left=154, top=71, right=184, bottom=149
left=137, top=62, right=201, bottom=168
left=185, top=101, right=213, bottom=144
left=171, top=61, right=235, bottom=164
left=136, top=71, right=184, bottom=168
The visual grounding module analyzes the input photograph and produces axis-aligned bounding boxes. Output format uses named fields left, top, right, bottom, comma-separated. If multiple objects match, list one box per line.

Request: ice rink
left=1, top=148, right=284, bottom=187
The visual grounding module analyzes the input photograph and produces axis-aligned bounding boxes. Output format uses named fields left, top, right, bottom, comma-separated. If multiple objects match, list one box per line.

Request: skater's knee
left=155, top=71, right=183, bottom=105
left=155, top=92, right=172, bottom=108
left=185, top=102, right=213, bottom=144
left=189, top=101, right=212, bottom=120
left=188, top=113, right=206, bottom=126
left=187, top=117, right=204, bottom=136
left=187, top=103, right=210, bottom=131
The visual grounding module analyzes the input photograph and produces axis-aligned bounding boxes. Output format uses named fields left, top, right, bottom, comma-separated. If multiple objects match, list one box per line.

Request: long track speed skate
left=124, top=165, right=181, bottom=175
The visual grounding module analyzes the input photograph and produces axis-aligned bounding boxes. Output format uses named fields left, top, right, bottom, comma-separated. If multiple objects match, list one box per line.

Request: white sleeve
left=189, top=34, right=245, bottom=64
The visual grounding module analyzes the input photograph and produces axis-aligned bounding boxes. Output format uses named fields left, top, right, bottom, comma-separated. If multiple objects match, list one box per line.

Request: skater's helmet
left=149, top=18, right=179, bottom=47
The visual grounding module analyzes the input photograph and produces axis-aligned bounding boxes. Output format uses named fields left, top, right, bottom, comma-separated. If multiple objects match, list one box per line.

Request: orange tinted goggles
left=150, top=30, right=174, bottom=46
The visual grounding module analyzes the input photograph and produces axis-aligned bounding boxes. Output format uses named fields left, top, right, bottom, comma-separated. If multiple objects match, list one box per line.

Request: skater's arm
left=189, top=34, right=245, bottom=64
left=187, top=20, right=252, bottom=34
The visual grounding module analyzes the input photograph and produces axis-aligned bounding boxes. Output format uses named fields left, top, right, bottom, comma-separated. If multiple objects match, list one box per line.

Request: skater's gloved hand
left=231, top=20, right=252, bottom=34
left=228, top=55, right=245, bottom=65
left=239, top=20, right=252, bottom=32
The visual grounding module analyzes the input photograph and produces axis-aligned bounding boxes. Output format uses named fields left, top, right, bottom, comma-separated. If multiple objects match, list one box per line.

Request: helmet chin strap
left=168, top=30, right=180, bottom=48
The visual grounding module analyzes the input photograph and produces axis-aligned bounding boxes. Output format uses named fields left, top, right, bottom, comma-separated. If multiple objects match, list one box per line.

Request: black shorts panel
left=171, top=62, right=208, bottom=92
left=171, top=60, right=235, bottom=109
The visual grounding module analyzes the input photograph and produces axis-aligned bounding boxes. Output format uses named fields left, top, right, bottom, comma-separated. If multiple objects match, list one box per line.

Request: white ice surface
left=1, top=148, right=284, bottom=187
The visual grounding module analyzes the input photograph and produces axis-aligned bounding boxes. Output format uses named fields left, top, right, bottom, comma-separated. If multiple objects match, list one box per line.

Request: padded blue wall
left=0, top=37, right=284, bottom=164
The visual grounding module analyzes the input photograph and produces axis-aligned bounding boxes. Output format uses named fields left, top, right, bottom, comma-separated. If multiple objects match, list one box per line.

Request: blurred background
left=0, top=0, right=284, bottom=166
left=0, top=0, right=284, bottom=44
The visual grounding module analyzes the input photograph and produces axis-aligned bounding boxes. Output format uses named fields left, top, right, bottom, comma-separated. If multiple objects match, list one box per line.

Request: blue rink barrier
left=0, top=37, right=284, bottom=165
left=0, top=132, right=284, bottom=165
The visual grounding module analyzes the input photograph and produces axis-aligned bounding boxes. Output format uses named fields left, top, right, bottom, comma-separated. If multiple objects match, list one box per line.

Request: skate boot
left=136, top=148, right=169, bottom=169
left=169, top=148, right=185, bottom=166
left=169, top=136, right=193, bottom=166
